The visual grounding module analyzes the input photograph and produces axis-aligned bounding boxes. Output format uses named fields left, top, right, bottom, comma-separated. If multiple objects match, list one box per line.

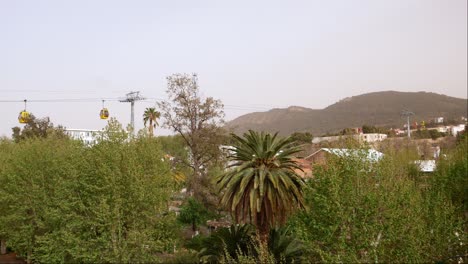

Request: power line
left=0, top=98, right=121, bottom=103
left=0, top=97, right=286, bottom=112
left=0, top=89, right=129, bottom=93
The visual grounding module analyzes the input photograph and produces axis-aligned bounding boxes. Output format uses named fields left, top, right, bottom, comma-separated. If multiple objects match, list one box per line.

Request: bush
left=0, top=121, right=180, bottom=263
left=288, top=146, right=464, bottom=263
left=190, top=225, right=306, bottom=264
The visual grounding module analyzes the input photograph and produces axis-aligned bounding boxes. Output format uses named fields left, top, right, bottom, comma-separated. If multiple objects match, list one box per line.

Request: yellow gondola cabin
left=18, top=99, right=31, bottom=124
left=18, top=111, right=30, bottom=124
left=100, top=108, right=109, bottom=119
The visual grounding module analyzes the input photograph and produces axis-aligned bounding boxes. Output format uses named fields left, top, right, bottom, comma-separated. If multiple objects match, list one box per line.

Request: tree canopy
left=217, top=130, right=306, bottom=241
left=0, top=120, right=179, bottom=263
left=12, top=115, right=66, bottom=143
left=158, top=73, right=226, bottom=203
left=143, top=107, right=161, bottom=137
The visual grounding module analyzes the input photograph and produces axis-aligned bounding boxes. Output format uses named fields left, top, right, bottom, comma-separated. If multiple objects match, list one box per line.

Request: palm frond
left=217, top=130, right=306, bottom=235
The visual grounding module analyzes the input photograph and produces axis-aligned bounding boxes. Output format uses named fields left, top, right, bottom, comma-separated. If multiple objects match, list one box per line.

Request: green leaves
left=143, top=107, right=161, bottom=136
left=217, top=130, right=305, bottom=238
left=0, top=125, right=179, bottom=263
left=287, top=144, right=466, bottom=263
left=178, top=197, right=213, bottom=234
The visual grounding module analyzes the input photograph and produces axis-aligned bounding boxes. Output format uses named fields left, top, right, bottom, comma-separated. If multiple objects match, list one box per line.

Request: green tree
left=288, top=145, right=464, bottom=263
left=11, top=115, right=66, bottom=143
left=340, top=127, right=357, bottom=135
left=433, top=135, right=467, bottom=211
left=0, top=119, right=180, bottom=263
left=0, top=139, right=14, bottom=255
left=0, top=135, right=81, bottom=263
left=178, top=197, right=211, bottom=236
left=362, top=124, right=389, bottom=134
left=428, top=129, right=443, bottom=140
left=289, top=132, right=313, bottom=145
left=217, top=130, right=305, bottom=242
left=143, top=107, right=161, bottom=137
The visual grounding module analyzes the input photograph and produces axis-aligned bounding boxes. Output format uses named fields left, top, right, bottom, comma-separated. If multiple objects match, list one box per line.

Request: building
left=305, top=148, right=384, bottom=164
left=434, top=117, right=444, bottom=124
left=65, top=129, right=101, bottom=145
left=433, top=124, right=465, bottom=135
left=414, top=160, right=436, bottom=173
left=312, top=133, right=387, bottom=144
left=360, top=133, right=387, bottom=142
left=292, top=158, right=313, bottom=179
left=299, top=148, right=384, bottom=178
left=435, top=126, right=450, bottom=133
left=450, top=124, right=465, bottom=136
left=392, top=129, right=406, bottom=136
left=220, top=145, right=237, bottom=168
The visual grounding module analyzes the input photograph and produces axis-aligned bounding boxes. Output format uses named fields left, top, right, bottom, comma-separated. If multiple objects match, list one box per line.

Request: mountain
left=227, top=91, right=468, bottom=136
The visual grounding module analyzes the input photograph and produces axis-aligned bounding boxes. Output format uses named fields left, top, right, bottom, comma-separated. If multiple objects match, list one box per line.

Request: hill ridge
left=227, top=91, right=467, bottom=136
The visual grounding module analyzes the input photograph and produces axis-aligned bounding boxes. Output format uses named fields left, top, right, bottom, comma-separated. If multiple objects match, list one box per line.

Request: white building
left=434, top=117, right=444, bottom=124
left=435, top=126, right=450, bottom=133
left=220, top=145, right=237, bottom=168
left=65, top=129, right=101, bottom=145
left=414, top=160, right=436, bottom=172
left=450, top=124, right=465, bottom=136
left=312, top=133, right=387, bottom=144
left=359, top=133, right=388, bottom=142
left=318, top=148, right=384, bottom=162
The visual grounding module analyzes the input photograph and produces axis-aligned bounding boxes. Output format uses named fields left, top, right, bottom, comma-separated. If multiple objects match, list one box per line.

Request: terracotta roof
left=292, top=158, right=313, bottom=179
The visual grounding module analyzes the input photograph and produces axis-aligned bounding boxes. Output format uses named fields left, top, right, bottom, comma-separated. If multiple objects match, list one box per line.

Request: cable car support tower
left=120, top=91, right=145, bottom=134
left=401, top=110, right=415, bottom=139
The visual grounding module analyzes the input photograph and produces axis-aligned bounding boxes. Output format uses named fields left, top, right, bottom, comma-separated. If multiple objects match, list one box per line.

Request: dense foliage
left=1, top=116, right=466, bottom=263
left=287, top=142, right=466, bottom=263
left=412, top=128, right=446, bottom=140
left=0, top=121, right=179, bottom=263
left=289, top=132, right=313, bottom=145
left=11, top=115, right=66, bottom=143
left=186, top=225, right=305, bottom=264
left=433, top=135, right=467, bottom=212
left=361, top=124, right=391, bottom=135
left=178, top=198, right=213, bottom=235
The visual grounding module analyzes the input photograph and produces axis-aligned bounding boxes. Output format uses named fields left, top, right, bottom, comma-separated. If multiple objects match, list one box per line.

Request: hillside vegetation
left=227, top=91, right=467, bottom=135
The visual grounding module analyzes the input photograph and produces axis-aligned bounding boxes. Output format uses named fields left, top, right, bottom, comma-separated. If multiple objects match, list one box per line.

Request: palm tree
left=196, top=224, right=255, bottom=263
left=217, top=130, right=306, bottom=242
left=143, top=107, right=160, bottom=136
left=268, top=227, right=305, bottom=263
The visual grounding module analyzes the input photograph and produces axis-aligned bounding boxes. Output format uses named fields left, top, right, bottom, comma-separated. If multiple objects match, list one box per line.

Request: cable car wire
left=0, top=96, right=285, bottom=111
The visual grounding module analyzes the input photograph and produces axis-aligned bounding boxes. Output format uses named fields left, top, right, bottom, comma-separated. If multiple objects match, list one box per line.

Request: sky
left=1, top=0, right=467, bottom=137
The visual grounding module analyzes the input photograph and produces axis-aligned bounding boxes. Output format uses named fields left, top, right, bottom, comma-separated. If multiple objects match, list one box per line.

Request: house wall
left=65, top=129, right=100, bottom=145
left=451, top=124, right=465, bottom=135
left=312, top=133, right=387, bottom=144
left=305, top=150, right=328, bottom=165
left=359, top=133, right=387, bottom=142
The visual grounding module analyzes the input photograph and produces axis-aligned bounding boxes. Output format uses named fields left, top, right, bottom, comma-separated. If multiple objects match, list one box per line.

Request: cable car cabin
left=18, top=111, right=31, bottom=124
left=100, top=108, right=109, bottom=119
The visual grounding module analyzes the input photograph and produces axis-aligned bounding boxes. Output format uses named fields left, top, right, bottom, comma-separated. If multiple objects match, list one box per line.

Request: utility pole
left=401, top=110, right=415, bottom=139
left=120, top=91, right=145, bottom=134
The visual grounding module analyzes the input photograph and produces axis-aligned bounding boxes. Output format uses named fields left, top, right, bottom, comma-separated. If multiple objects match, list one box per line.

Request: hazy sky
left=1, top=0, right=467, bottom=137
